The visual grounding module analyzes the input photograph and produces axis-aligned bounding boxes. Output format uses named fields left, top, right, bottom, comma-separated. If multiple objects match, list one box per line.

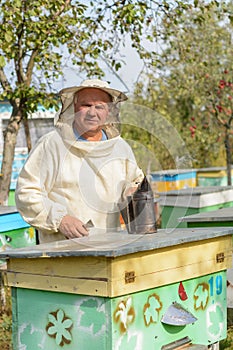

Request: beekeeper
left=15, top=79, right=144, bottom=243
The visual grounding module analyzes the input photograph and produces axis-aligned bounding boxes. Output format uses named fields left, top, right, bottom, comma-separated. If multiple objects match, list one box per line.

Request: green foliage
left=130, top=1, right=233, bottom=170
left=0, top=0, right=92, bottom=111
left=0, top=0, right=194, bottom=114
left=206, top=70, right=233, bottom=129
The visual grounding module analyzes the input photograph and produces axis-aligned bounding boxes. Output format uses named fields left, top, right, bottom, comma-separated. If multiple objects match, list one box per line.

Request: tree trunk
left=0, top=110, right=22, bottom=205
left=23, top=117, right=32, bottom=153
left=225, top=128, right=232, bottom=186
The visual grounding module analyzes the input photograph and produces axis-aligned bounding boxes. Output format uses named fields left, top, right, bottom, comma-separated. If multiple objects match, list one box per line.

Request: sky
left=59, top=39, right=144, bottom=96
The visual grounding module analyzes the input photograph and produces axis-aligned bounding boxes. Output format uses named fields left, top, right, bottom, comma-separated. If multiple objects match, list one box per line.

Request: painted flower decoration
left=194, top=283, right=209, bottom=310
left=114, top=297, right=135, bottom=333
left=143, top=293, right=162, bottom=326
left=46, top=309, right=73, bottom=346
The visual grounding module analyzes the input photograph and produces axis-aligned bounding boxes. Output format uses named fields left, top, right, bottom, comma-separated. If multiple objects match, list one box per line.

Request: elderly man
left=15, top=79, right=144, bottom=243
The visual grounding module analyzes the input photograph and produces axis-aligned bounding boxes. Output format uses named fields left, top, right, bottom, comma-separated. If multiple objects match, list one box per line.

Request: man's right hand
left=58, top=215, right=89, bottom=239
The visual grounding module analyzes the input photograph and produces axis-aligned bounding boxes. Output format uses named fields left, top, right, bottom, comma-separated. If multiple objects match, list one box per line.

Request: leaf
left=0, top=56, right=6, bottom=68
left=5, top=32, right=12, bottom=43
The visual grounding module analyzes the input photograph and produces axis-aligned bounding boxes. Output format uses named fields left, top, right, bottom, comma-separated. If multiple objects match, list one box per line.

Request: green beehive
left=178, top=207, right=233, bottom=229
left=159, top=186, right=233, bottom=229
left=0, top=206, right=36, bottom=266
left=0, top=227, right=232, bottom=349
left=197, top=167, right=233, bottom=187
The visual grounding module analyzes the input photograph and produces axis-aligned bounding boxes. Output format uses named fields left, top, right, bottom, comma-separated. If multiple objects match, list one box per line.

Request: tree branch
left=52, top=0, right=71, bottom=19
left=26, top=48, right=39, bottom=86
left=14, top=16, right=27, bottom=84
left=0, top=68, right=12, bottom=93
left=25, top=0, right=71, bottom=85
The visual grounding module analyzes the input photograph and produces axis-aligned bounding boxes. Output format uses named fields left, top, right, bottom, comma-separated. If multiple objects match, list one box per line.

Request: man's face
left=73, top=88, right=111, bottom=137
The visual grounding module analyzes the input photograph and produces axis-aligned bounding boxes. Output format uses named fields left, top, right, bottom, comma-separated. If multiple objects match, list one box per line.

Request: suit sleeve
left=15, top=135, right=67, bottom=234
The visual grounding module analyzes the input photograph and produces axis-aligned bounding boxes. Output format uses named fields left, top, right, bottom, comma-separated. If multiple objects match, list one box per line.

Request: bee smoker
left=118, top=176, right=157, bottom=234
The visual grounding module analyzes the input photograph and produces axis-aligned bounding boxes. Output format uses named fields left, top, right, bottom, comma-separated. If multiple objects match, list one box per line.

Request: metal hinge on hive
left=125, top=271, right=135, bottom=283
left=216, top=252, right=225, bottom=263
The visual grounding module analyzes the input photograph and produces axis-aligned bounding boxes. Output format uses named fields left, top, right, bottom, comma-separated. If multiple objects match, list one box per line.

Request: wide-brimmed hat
left=59, top=79, right=128, bottom=114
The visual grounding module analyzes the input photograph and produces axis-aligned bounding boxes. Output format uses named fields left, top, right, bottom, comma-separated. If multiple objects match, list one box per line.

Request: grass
left=0, top=284, right=13, bottom=350
left=0, top=313, right=12, bottom=350
left=220, top=327, right=233, bottom=349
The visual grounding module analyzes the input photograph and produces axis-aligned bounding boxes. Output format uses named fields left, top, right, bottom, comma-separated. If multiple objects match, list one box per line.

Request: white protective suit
left=15, top=93, right=144, bottom=243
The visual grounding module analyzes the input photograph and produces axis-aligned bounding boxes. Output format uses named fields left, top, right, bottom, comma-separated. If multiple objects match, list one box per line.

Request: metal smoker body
left=119, top=176, right=157, bottom=234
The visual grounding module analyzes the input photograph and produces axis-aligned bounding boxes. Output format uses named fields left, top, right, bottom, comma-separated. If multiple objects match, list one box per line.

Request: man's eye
left=79, top=104, right=107, bottom=110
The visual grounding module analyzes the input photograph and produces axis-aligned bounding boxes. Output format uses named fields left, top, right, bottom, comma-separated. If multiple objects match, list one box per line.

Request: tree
left=131, top=1, right=233, bottom=174
left=206, top=70, right=233, bottom=185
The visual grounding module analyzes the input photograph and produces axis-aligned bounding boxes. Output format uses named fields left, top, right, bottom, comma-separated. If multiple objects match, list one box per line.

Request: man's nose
left=88, top=105, right=97, bottom=116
